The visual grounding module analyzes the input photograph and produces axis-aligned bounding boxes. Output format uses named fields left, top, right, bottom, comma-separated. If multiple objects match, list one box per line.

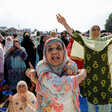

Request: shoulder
left=27, top=91, right=36, bottom=99
left=36, top=60, right=50, bottom=76
left=66, top=60, right=78, bottom=70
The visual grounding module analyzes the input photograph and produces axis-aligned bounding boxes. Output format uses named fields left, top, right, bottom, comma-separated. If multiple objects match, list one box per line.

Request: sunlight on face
left=46, top=41, right=64, bottom=66
left=92, top=26, right=101, bottom=39
left=18, top=84, right=26, bottom=94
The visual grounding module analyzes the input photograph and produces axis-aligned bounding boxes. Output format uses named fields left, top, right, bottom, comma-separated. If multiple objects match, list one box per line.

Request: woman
left=56, top=14, right=112, bottom=112
left=61, top=31, right=69, bottom=47
left=21, top=32, right=36, bottom=68
left=50, top=30, right=57, bottom=38
left=0, top=42, right=4, bottom=102
left=26, top=37, right=87, bottom=112
left=4, top=36, right=13, bottom=83
left=37, top=36, right=46, bottom=61
left=7, top=80, right=36, bottom=112
left=5, top=38, right=28, bottom=94
left=21, top=32, right=36, bottom=90
left=4, top=36, right=13, bottom=54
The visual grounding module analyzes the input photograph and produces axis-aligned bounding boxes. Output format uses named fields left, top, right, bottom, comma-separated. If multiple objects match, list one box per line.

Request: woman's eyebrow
left=47, top=42, right=62, bottom=47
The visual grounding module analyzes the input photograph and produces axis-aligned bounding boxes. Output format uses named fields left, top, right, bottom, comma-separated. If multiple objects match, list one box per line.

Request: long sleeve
left=19, top=47, right=28, bottom=61
left=67, top=37, right=73, bottom=58
left=0, top=48, right=4, bottom=73
left=37, top=61, right=79, bottom=103
left=24, top=104, right=37, bottom=112
left=70, top=31, right=85, bottom=46
left=6, top=102, right=14, bottom=112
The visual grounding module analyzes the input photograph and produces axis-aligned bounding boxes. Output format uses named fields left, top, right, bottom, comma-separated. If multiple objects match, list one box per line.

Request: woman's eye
left=56, top=47, right=62, bottom=51
left=48, top=48, right=53, bottom=52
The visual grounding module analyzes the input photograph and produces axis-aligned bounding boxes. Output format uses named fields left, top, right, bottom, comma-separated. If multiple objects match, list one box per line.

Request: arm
left=24, top=105, right=36, bottom=112
left=36, top=62, right=86, bottom=102
left=56, top=14, right=73, bottom=36
left=6, top=95, right=14, bottom=112
left=14, top=43, right=28, bottom=61
left=56, top=14, right=84, bottom=45
left=0, top=48, right=3, bottom=59
left=66, top=37, right=74, bottom=58
left=35, top=69, right=86, bottom=103
left=19, top=47, right=28, bottom=61
left=41, top=69, right=86, bottom=94
left=21, top=93, right=37, bottom=112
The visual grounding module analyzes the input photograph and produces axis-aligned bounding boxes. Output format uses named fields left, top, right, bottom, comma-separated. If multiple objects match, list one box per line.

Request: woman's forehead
left=47, top=41, right=62, bottom=47
left=18, top=84, right=25, bottom=87
left=92, top=25, right=100, bottom=29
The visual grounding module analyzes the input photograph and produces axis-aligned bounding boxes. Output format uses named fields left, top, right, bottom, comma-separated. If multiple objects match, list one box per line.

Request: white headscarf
left=4, top=36, right=13, bottom=54
left=76, top=25, right=112, bottom=51
left=16, top=80, right=28, bottom=93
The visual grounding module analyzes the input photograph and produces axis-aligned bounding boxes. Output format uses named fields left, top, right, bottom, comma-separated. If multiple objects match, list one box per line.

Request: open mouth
left=52, top=55, right=59, bottom=61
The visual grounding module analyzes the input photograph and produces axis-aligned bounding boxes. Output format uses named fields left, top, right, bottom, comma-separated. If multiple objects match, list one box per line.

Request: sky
left=0, top=0, right=112, bottom=32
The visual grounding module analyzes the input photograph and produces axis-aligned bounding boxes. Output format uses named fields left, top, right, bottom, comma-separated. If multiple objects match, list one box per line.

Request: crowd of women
left=0, top=13, right=112, bottom=112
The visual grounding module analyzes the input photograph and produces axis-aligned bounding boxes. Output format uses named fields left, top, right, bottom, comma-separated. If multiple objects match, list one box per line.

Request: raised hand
left=19, top=94, right=27, bottom=102
left=56, top=13, right=73, bottom=36
left=25, top=62, right=38, bottom=84
left=14, top=43, right=21, bottom=50
left=8, top=46, right=15, bottom=53
left=56, top=13, right=66, bottom=25
left=8, top=95, right=14, bottom=102
left=78, top=69, right=87, bottom=83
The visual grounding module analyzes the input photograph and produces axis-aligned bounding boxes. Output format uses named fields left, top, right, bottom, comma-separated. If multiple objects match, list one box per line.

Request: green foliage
left=105, top=13, right=112, bottom=33
left=1, top=31, right=7, bottom=36
left=37, top=31, right=40, bottom=36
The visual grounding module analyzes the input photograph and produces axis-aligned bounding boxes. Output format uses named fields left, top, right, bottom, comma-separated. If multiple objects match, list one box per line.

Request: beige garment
left=108, top=44, right=112, bottom=88
left=70, top=40, right=84, bottom=60
left=7, top=91, right=36, bottom=112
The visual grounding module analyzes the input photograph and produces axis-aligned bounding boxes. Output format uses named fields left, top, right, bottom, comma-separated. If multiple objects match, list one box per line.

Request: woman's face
left=25, top=33, right=29, bottom=36
left=92, top=26, right=101, bottom=39
left=43, top=36, right=46, bottom=42
left=51, top=32, right=56, bottom=37
left=7, top=37, right=11, bottom=41
left=18, top=84, right=26, bottom=94
left=13, top=40, right=19, bottom=45
left=46, top=41, right=64, bottom=66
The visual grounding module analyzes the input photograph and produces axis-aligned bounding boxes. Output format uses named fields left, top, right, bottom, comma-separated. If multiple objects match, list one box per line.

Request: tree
left=105, top=13, right=112, bottom=33
left=1, top=31, right=7, bottom=36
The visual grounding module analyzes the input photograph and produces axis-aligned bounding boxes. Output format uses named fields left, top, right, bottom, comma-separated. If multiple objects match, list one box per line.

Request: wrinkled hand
left=56, top=13, right=66, bottom=25
left=19, top=94, right=27, bottom=102
left=25, top=62, right=38, bottom=84
left=8, top=47, right=15, bottom=53
left=14, top=43, right=21, bottom=50
left=8, top=95, right=14, bottom=102
left=78, top=69, right=87, bottom=83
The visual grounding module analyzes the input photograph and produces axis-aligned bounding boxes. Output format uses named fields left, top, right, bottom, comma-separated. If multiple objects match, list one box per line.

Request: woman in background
left=7, top=80, right=36, bottom=112
left=5, top=38, right=27, bottom=94
left=37, top=36, right=46, bottom=61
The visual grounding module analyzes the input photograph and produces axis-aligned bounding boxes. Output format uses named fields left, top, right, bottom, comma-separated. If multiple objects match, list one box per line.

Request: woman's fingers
left=8, top=95, right=13, bottom=102
left=25, top=68, right=31, bottom=78
left=29, top=62, right=34, bottom=69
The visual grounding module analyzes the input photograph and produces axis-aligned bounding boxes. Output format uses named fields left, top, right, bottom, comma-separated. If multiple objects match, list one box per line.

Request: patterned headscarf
left=43, top=37, right=69, bottom=75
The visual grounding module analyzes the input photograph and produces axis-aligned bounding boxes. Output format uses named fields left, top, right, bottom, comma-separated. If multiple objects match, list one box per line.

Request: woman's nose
left=52, top=48, right=57, bottom=53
